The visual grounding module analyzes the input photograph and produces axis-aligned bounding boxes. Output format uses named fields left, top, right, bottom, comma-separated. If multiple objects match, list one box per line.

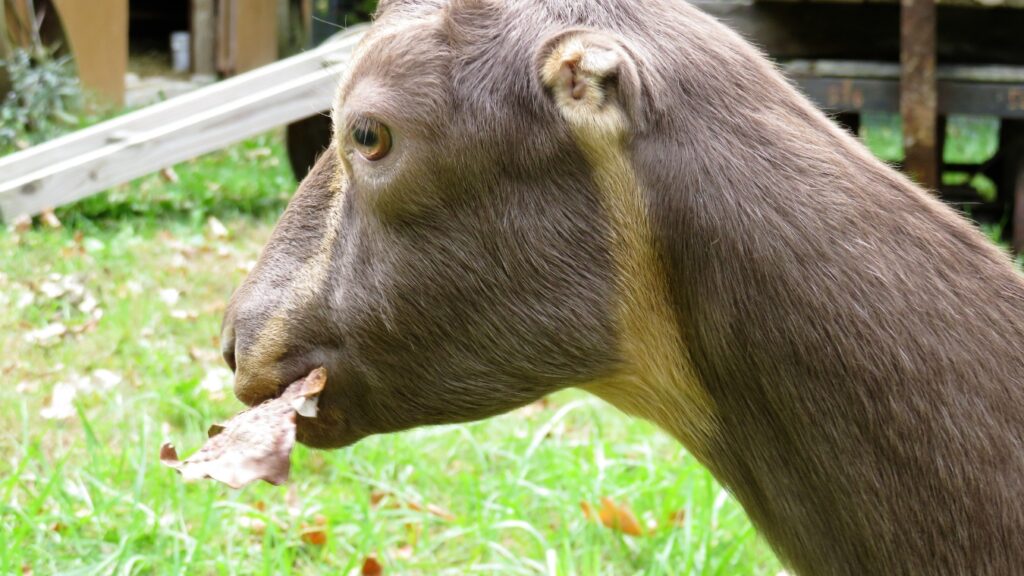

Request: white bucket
left=170, top=31, right=191, bottom=72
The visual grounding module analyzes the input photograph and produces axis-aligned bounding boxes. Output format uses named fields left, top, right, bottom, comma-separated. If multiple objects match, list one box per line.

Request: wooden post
left=52, top=0, right=127, bottom=104
left=191, top=0, right=217, bottom=76
left=900, top=0, right=939, bottom=189
left=5, top=0, right=34, bottom=48
left=1014, top=162, right=1024, bottom=255
left=216, top=0, right=278, bottom=76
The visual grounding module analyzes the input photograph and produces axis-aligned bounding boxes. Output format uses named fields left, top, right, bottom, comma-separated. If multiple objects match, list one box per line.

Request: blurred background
left=0, top=1, right=1021, bottom=574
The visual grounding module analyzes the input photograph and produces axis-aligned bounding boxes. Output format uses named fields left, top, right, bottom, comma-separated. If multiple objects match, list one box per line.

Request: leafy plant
left=0, top=44, right=82, bottom=153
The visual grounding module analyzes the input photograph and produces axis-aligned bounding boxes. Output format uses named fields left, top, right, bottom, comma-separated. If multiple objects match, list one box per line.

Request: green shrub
left=0, top=46, right=82, bottom=154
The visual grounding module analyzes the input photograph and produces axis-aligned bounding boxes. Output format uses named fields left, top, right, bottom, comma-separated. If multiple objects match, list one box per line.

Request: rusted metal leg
left=1013, top=160, right=1024, bottom=255
left=900, top=0, right=939, bottom=190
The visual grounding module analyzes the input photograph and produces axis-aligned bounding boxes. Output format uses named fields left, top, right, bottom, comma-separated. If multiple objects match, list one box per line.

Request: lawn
left=1, top=133, right=781, bottom=575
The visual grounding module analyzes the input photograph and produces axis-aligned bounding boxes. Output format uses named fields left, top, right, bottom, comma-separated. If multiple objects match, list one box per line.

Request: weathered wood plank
left=783, top=60, right=1024, bottom=83
left=793, top=76, right=1024, bottom=118
left=755, top=0, right=1024, bottom=7
left=0, top=27, right=366, bottom=223
left=696, top=2, right=1024, bottom=65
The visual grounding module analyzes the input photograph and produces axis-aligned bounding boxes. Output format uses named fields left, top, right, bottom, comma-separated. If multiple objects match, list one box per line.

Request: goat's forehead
left=335, top=13, right=452, bottom=124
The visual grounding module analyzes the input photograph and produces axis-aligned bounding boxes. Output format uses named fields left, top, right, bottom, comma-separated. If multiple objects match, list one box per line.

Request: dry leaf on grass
left=300, top=514, right=328, bottom=545
left=237, top=516, right=267, bottom=535
left=361, top=556, right=384, bottom=576
left=160, top=167, right=180, bottom=183
left=158, top=288, right=181, bottom=306
left=40, top=382, right=77, bottom=420
left=40, top=208, right=62, bottom=229
left=25, top=322, right=68, bottom=346
left=369, top=490, right=456, bottom=521
left=581, top=497, right=644, bottom=536
left=667, top=509, right=687, bottom=527
left=160, top=367, right=326, bottom=489
left=207, top=216, right=229, bottom=239
left=11, top=214, right=32, bottom=233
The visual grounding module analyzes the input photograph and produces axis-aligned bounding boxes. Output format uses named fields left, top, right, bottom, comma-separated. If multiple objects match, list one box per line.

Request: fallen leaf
left=582, top=498, right=644, bottom=536
left=667, top=509, right=687, bottom=527
left=160, top=167, right=180, bottom=183
left=407, top=501, right=456, bottom=522
left=170, top=309, right=199, bottom=321
left=237, top=516, right=267, bottom=535
left=78, top=295, right=98, bottom=314
left=38, top=280, right=66, bottom=299
left=11, top=214, right=32, bottom=233
left=160, top=368, right=327, bottom=489
left=25, top=323, right=68, bottom=346
left=40, top=383, right=77, bottom=420
left=369, top=490, right=455, bottom=521
left=300, top=514, right=328, bottom=545
left=15, top=291, right=34, bottom=309
left=158, top=289, right=181, bottom=306
left=40, top=208, right=61, bottom=229
left=361, top=556, right=383, bottom=576
left=90, top=369, right=122, bottom=391
left=207, top=216, right=229, bottom=239
left=300, top=526, right=327, bottom=545
left=597, top=497, right=644, bottom=536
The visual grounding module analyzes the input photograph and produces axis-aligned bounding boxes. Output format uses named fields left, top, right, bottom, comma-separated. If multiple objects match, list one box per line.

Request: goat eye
left=350, top=119, right=392, bottom=161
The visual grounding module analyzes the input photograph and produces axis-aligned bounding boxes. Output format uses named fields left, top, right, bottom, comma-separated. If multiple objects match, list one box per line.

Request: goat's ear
left=536, top=29, right=645, bottom=131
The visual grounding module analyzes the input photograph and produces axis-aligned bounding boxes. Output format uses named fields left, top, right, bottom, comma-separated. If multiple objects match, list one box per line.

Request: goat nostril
left=221, top=325, right=237, bottom=373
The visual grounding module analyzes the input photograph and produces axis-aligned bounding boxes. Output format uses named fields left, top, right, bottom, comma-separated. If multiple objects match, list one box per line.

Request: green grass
left=0, top=133, right=780, bottom=575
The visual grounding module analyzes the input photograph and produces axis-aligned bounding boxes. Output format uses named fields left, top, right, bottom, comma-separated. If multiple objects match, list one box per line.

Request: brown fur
left=223, top=1, right=1024, bottom=573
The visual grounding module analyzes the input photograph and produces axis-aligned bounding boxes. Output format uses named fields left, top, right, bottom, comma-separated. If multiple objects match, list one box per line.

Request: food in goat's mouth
left=160, top=367, right=326, bottom=488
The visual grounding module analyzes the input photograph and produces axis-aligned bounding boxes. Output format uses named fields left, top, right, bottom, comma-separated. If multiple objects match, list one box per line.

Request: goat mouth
left=159, top=367, right=329, bottom=489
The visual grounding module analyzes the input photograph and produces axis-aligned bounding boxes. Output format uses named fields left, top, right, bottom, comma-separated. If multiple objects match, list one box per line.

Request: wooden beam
left=0, top=27, right=365, bottom=222
left=191, top=0, right=217, bottom=76
left=234, top=0, right=278, bottom=73
left=694, top=3, right=1024, bottom=66
left=52, top=0, right=128, bottom=104
left=900, top=0, right=939, bottom=189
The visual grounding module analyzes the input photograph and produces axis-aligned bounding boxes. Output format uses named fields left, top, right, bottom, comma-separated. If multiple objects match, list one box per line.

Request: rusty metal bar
left=1014, top=162, right=1024, bottom=255
left=900, top=0, right=939, bottom=189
